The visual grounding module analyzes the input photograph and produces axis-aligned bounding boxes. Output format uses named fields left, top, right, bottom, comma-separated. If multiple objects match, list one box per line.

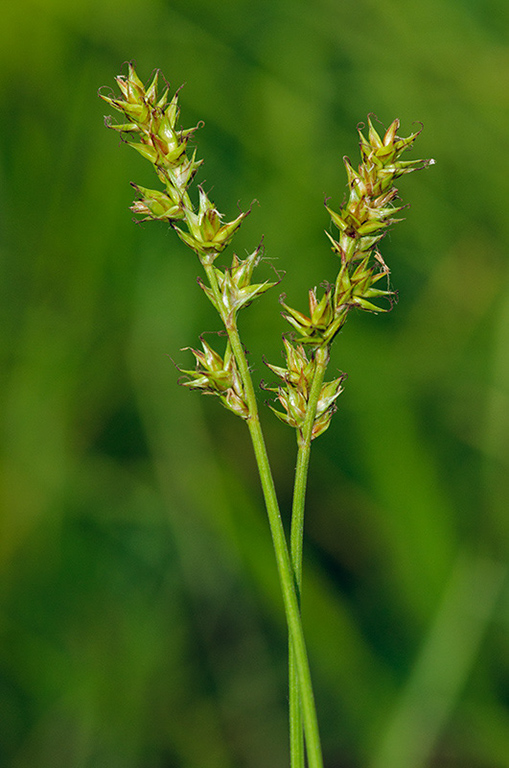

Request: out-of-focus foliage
left=1, top=1, right=509, bottom=766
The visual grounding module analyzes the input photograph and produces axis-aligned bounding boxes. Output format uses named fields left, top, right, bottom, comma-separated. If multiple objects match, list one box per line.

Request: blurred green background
left=1, top=1, right=509, bottom=766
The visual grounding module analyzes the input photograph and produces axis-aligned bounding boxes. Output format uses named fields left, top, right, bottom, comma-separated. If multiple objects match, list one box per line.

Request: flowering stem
left=289, top=344, right=330, bottom=768
left=244, top=403, right=323, bottom=768
left=101, top=68, right=432, bottom=768
left=292, top=345, right=330, bottom=582
left=203, top=263, right=324, bottom=768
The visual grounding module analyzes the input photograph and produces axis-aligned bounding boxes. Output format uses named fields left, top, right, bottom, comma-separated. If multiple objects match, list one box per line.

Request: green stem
left=289, top=640, right=305, bottom=768
left=292, top=345, right=330, bottom=582
left=247, top=413, right=322, bottom=768
left=289, top=344, right=330, bottom=768
left=203, top=262, right=324, bottom=768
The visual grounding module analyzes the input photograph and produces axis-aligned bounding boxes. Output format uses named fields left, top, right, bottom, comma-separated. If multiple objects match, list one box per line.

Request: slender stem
left=246, top=413, right=322, bottom=768
left=289, top=640, right=305, bottom=768
left=289, top=344, right=330, bottom=768
left=203, top=262, right=324, bottom=768
left=288, top=652, right=305, bottom=768
left=292, top=345, right=330, bottom=582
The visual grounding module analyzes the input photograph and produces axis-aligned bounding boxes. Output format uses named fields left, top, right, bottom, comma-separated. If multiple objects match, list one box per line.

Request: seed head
left=179, top=338, right=249, bottom=419
left=265, top=341, right=345, bottom=442
left=198, top=247, right=278, bottom=318
left=174, top=187, right=249, bottom=263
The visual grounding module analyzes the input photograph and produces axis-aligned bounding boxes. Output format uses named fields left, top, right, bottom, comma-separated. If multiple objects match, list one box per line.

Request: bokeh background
left=1, top=1, right=509, bottom=766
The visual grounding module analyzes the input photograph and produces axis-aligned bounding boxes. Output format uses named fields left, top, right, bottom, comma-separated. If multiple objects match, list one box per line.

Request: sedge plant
left=100, top=64, right=433, bottom=768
